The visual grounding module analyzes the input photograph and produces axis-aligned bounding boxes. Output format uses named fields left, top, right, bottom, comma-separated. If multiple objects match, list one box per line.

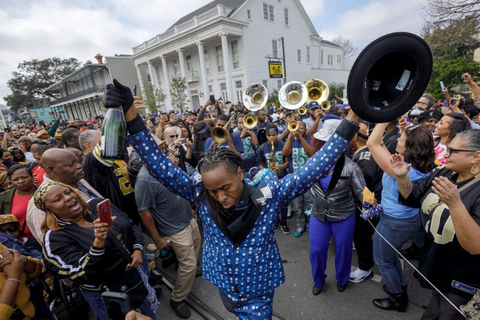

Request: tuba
left=305, top=78, right=330, bottom=112
left=243, top=83, right=268, bottom=112
left=278, top=81, right=308, bottom=110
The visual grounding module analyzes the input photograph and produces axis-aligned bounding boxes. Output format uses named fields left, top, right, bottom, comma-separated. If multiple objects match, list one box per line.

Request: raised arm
left=366, top=122, right=395, bottom=178
left=463, top=73, right=480, bottom=99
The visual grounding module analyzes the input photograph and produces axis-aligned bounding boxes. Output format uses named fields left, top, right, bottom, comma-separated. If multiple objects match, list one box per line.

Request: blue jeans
left=309, top=214, right=356, bottom=288
left=373, top=213, right=420, bottom=294
left=219, top=289, right=274, bottom=320
left=290, top=190, right=312, bottom=230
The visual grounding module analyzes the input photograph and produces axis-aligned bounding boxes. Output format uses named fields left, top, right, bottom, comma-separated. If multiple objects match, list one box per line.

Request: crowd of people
left=0, top=73, right=478, bottom=320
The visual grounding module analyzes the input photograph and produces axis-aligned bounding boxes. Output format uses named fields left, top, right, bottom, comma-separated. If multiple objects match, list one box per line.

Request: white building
left=46, top=54, right=140, bottom=120
left=132, top=0, right=349, bottom=111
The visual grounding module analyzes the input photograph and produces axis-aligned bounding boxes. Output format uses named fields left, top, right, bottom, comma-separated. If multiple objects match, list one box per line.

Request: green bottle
left=100, top=107, right=127, bottom=160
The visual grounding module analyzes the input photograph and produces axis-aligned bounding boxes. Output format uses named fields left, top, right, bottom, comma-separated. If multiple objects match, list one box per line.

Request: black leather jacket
left=310, top=155, right=365, bottom=222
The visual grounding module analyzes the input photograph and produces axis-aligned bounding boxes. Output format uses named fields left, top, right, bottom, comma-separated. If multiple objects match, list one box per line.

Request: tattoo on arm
left=402, top=181, right=413, bottom=197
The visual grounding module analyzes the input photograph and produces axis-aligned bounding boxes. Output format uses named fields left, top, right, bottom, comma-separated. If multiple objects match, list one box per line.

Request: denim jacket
left=310, top=155, right=365, bottom=222
left=127, top=117, right=358, bottom=299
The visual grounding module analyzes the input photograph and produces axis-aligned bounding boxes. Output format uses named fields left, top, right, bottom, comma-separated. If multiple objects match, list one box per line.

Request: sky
left=0, top=0, right=428, bottom=108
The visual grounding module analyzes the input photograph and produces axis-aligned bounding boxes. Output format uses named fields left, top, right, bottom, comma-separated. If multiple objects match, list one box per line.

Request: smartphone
left=440, top=81, right=445, bottom=93
left=132, top=85, right=137, bottom=96
left=178, top=138, right=186, bottom=144
left=209, top=95, right=215, bottom=105
left=101, top=292, right=131, bottom=320
left=97, top=199, right=112, bottom=228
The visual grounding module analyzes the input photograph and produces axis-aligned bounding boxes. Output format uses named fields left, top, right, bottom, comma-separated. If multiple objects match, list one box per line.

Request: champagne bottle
left=100, top=106, right=127, bottom=160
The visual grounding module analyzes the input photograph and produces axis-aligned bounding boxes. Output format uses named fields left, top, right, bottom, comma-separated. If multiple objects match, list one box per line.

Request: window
left=262, top=79, right=268, bottom=87
left=247, top=9, right=251, bottom=20
left=186, top=55, right=192, bottom=72
left=327, top=54, right=333, bottom=65
left=208, top=85, right=213, bottom=94
left=284, top=8, right=288, bottom=25
left=297, top=49, right=301, bottom=63
left=231, top=40, right=239, bottom=69
left=306, top=46, right=311, bottom=63
left=173, top=59, right=179, bottom=76
left=220, top=83, right=228, bottom=101
left=235, top=80, right=243, bottom=103
left=320, top=50, right=324, bottom=65
left=204, top=50, right=211, bottom=75
left=263, top=3, right=274, bottom=21
left=272, top=40, right=278, bottom=59
left=277, top=79, right=282, bottom=90
left=337, top=54, right=342, bottom=64
left=216, top=45, right=224, bottom=72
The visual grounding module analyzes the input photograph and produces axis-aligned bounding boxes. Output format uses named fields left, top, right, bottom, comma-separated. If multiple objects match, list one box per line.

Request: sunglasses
left=445, top=146, right=476, bottom=157
left=169, top=135, right=178, bottom=138
left=0, top=225, right=19, bottom=233
left=410, top=116, right=418, bottom=119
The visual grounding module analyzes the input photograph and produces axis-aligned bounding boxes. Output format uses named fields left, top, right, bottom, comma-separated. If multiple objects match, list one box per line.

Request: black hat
left=347, top=32, right=432, bottom=123
left=418, top=110, right=442, bottom=123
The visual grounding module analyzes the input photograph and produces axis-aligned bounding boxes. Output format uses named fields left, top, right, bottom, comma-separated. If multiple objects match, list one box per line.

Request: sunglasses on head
left=0, top=224, right=19, bottom=233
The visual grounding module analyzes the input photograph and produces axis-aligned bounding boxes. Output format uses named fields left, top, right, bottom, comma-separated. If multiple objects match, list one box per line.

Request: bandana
left=267, top=128, right=278, bottom=135
left=34, top=181, right=62, bottom=212
left=196, top=123, right=210, bottom=135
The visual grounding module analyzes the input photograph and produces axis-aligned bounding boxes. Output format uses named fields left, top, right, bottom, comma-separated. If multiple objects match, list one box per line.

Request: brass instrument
left=269, top=141, right=275, bottom=169
left=243, top=114, right=257, bottom=130
left=287, top=120, right=298, bottom=132
left=243, top=83, right=269, bottom=111
left=298, top=106, right=307, bottom=115
left=305, top=78, right=331, bottom=112
left=211, top=114, right=236, bottom=145
left=278, top=81, right=308, bottom=110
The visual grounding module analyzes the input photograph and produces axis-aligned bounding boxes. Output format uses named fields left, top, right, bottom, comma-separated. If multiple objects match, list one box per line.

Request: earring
left=471, top=164, right=479, bottom=175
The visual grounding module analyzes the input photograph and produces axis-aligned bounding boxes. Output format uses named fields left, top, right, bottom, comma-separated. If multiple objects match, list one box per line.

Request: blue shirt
left=288, top=136, right=311, bottom=173
left=234, top=133, right=258, bottom=172
left=381, top=166, right=429, bottom=218
left=204, top=134, right=244, bottom=154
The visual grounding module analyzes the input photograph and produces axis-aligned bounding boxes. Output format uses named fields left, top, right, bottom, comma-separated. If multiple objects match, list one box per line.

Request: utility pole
left=281, top=37, right=287, bottom=84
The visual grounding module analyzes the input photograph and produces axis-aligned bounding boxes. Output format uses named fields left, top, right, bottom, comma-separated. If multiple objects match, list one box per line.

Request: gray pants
left=290, top=189, right=312, bottom=230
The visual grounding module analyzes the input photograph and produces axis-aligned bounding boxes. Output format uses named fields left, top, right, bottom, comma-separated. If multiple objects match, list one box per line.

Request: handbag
left=106, top=232, right=148, bottom=309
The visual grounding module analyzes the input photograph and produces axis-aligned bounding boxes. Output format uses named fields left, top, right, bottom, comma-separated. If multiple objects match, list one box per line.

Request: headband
left=196, top=123, right=210, bottom=135
left=34, top=181, right=62, bottom=212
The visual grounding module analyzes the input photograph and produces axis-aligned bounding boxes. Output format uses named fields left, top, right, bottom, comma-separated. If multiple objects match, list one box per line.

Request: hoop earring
left=471, top=164, right=479, bottom=175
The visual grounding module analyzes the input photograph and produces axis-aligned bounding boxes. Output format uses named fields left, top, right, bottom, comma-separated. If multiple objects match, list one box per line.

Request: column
left=196, top=41, right=210, bottom=104
left=147, top=60, right=160, bottom=89
left=135, top=64, right=146, bottom=100
left=219, top=33, right=234, bottom=103
left=177, top=48, right=193, bottom=111
left=161, top=55, right=173, bottom=112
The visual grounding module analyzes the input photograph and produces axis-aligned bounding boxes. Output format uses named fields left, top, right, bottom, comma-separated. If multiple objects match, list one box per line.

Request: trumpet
left=278, top=81, right=308, bottom=110
left=243, top=114, right=257, bottom=130
left=305, top=79, right=329, bottom=103
left=288, top=120, right=298, bottom=132
left=320, top=100, right=331, bottom=111
left=298, top=106, right=307, bottom=115
left=211, top=114, right=236, bottom=145
left=243, top=83, right=268, bottom=111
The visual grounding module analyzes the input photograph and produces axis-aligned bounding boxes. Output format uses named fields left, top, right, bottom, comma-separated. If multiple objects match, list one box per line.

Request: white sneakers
left=348, top=267, right=373, bottom=283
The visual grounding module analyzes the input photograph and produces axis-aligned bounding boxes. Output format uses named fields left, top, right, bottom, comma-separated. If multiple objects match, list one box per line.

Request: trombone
left=211, top=114, right=236, bottom=145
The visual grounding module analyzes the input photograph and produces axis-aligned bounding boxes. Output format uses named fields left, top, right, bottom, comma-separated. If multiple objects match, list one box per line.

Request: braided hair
left=195, top=147, right=244, bottom=221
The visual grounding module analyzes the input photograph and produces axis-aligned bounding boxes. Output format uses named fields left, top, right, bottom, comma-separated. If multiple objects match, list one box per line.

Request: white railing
left=133, top=5, right=233, bottom=54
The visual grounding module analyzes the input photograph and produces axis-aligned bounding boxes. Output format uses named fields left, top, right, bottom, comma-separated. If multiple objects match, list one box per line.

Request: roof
left=321, top=40, right=342, bottom=48
left=167, top=0, right=248, bottom=30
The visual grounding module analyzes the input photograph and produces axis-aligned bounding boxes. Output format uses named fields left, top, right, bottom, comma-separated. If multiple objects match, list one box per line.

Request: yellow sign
left=269, top=61, right=283, bottom=78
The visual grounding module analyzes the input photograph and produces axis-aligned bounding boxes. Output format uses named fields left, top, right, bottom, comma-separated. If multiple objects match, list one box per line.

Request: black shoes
left=312, top=284, right=322, bottom=295
left=170, top=299, right=191, bottom=319
left=374, top=286, right=408, bottom=312
left=337, top=281, right=347, bottom=292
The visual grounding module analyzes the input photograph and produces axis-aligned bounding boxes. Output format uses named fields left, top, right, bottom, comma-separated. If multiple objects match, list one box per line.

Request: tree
left=142, top=80, right=167, bottom=113
left=426, top=55, right=480, bottom=98
left=266, top=88, right=280, bottom=110
left=169, top=76, right=188, bottom=110
left=422, top=16, right=480, bottom=59
left=331, top=36, right=358, bottom=57
left=426, top=0, right=480, bottom=24
left=4, top=57, right=81, bottom=112
left=328, top=82, right=346, bottom=101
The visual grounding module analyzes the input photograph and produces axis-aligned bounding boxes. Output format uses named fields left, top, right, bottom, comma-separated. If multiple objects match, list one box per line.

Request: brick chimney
left=94, top=54, right=103, bottom=64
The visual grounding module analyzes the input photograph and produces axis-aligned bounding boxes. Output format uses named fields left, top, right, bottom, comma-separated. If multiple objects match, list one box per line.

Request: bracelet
left=153, top=236, right=162, bottom=244
left=6, top=278, right=21, bottom=284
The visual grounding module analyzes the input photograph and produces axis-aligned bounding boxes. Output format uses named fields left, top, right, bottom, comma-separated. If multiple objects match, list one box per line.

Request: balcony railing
left=50, top=86, right=105, bottom=105
left=133, top=5, right=233, bottom=54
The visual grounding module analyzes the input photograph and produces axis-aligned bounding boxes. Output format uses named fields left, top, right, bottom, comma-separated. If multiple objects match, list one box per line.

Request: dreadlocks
left=195, top=147, right=244, bottom=221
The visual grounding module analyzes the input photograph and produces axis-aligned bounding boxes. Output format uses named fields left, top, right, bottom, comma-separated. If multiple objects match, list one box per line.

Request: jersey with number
left=402, top=166, right=480, bottom=298
left=82, top=147, right=140, bottom=224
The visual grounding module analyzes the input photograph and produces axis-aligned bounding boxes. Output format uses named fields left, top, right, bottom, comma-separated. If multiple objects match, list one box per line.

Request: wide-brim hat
left=313, top=119, right=342, bottom=141
left=347, top=32, right=432, bottom=123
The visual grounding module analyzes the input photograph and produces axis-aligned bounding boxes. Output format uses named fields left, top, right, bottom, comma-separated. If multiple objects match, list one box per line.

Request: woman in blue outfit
left=367, top=123, right=435, bottom=312
left=103, top=80, right=361, bottom=319
left=309, top=119, right=366, bottom=295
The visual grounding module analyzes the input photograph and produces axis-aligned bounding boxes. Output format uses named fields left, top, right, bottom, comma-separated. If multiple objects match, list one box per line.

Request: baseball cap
left=0, top=214, right=19, bottom=226
left=309, top=101, right=320, bottom=110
